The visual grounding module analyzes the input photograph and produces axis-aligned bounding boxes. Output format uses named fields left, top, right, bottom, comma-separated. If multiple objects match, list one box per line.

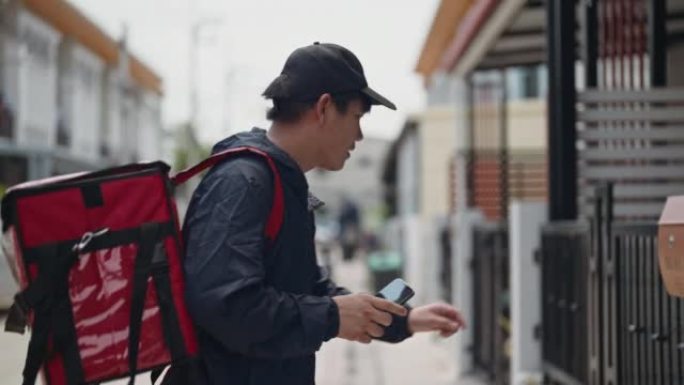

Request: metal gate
left=472, top=222, right=510, bottom=385
left=541, top=184, right=684, bottom=385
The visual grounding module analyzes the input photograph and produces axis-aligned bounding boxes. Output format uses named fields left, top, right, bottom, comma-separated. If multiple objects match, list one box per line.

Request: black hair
left=265, top=92, right=372, bottom=123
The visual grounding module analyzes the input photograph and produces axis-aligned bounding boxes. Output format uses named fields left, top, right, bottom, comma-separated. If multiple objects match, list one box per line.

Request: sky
left=69, top=0, right=440, bottom=144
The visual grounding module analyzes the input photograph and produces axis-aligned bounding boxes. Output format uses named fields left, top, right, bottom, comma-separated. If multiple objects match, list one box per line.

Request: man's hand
left=333, top=293, right=408, bottom=344
left=408, top=303, right=466, bottom=337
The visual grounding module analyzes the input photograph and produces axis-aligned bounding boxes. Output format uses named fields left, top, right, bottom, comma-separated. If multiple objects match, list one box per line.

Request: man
left=183, top=42, right=465, bottom=385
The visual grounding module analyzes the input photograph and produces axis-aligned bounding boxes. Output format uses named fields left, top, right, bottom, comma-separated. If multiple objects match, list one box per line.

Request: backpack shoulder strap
left=171, top=146, right=284, bottom=242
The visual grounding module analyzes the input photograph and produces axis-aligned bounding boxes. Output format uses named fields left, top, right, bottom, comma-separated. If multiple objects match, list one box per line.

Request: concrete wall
left=509, top=201, right=546, bottom=385
left=381, top=215, right=425, bottom=305
left=400, top=215, right=425, bottom=304
left=1, top=31, right=22, bottom=122
left=61, top=41, right=105, bottom=161
left=101, top=68, right=124, bottom=160
left=419, top=218, right=444, bottom=305
left=15, top=9, right=60, bottom=149
left=397, top=130, right=420, bottom=217
left=451, top=209, right=485, bottom=378
left=136, top=90, right=162, bottom=162
left=452, top=78, right=470, bottom=214
left=506, top=99, right=546, bottom=151
left=418, top=106, right=457, bottom=220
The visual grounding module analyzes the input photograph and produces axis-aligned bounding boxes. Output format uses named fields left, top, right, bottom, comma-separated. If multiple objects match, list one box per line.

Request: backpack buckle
left=73, top=228, right=110, bottom=253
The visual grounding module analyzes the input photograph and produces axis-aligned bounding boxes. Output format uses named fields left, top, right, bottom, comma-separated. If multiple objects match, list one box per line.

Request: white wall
left=64, top=42, right=104, bottom=161
left=506, top=99, right=546, bottom=152
left=400, top=215, right=425, bottom=304
left=452, top=78, right=470, bottom=214
left=397, top=130, right=420, bottom=217
left=102, top=69, right=124, bottom=161
left=451, top=209, right=485, bottom=377
left=120, top=92, right=139, bottom=162
left=421, top=217, right=448, bottom=305
left=1, top=31, right=22, bottom=125
left=15, top=9, right=60, bottom=149
left=383, top=216, right=426, bottom=305
left=137, top=91, right=162, bottom=162
left=509, top=201, right=546, bottom=385
left=419, top=106, right=456, bottom=219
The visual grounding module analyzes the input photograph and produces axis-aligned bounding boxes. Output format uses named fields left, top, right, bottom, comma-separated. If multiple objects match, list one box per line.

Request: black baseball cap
left=263, top=42, right=396, bottom=110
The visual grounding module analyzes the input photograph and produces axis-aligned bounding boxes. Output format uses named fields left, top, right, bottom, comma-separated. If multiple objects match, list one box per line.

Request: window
left=56, top=116, right=71, bottom=147
left=75, top=60, right=96, bottom=90
left=521, top=66, right=540, bottom=99
left=21, top=27, right=50, bottom=65
left=0, top=99, right=15, bottom=140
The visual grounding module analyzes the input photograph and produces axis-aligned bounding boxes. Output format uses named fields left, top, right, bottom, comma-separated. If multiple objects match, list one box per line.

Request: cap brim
left=361, top=87, right=396, bottom=110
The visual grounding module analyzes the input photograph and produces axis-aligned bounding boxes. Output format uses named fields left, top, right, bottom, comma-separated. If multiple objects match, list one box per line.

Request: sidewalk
left=316, top=331, right=459, bottom=385
left=316, top=251, right=480, bottom=385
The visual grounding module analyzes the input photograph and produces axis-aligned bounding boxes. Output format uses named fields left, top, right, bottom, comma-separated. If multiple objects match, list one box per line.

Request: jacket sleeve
left=183, top=157, right=337, bottom=359
left=312, top=266, right=350, bottom=297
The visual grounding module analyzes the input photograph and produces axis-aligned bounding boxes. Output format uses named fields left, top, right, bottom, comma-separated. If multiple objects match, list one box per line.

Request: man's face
left=317, top=98, right=365, bottom=171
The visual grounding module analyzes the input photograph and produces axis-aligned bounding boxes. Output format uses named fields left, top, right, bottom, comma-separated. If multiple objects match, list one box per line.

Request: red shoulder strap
left=170, top=146, right=284, bottom=242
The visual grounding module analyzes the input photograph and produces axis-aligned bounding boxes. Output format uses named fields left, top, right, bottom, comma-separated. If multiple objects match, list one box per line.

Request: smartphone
left=376, top=278, right=414, bottom=305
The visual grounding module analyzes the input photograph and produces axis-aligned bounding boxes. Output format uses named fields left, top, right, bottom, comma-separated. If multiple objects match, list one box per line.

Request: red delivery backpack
left=0, top=147, right=284, bottom=385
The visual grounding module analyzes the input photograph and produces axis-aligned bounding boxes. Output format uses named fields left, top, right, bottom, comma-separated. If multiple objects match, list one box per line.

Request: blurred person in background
left=337, top=197, right=360, bottom=261
left=181, top=42, right=466, bottom=385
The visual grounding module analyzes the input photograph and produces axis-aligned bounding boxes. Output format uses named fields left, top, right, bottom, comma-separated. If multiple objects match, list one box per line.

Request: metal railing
left=462, top=149, right=547, bottom=221
left=577, top=88, right=684, bottom=220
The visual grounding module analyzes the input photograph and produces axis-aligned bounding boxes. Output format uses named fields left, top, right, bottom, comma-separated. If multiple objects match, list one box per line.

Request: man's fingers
left=358, top=334, right=372, bottom=344
left=450, top=309, right=467, bottom=329
left=370, top=297, right=407, bottom=316
left=434, top=305, right=467, bottom=329
left=370, top=309, right=393, bottom=327
left=432, top=317, right=460, bottom=334
left=366, top=323, right=385, bottom=338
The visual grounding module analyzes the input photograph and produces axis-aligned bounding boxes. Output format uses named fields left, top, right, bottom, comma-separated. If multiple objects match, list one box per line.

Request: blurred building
left=380, top=105, right=458, bottom=306
left=395, top=1, right=684, bottom=385
left=306, top=136, right=389, bottom=229
left=0, top=0, right=163, bottom=194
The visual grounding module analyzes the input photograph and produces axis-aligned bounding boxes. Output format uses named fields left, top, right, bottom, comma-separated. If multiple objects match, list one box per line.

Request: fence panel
left=472, top=222, right=510, bottom=385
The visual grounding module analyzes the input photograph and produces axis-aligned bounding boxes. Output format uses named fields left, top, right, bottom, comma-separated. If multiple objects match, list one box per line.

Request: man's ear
left=314, top=94, right=333, bottom=125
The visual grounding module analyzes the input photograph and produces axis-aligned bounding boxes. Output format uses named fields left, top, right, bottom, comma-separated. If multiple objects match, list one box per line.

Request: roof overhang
left=438, top=0, right=500, bottom=74
left=417, top=0, right=546, bottom=82
left=454, top=0, right=545, bottom=74
left=415, top=0, right=476, bottom=77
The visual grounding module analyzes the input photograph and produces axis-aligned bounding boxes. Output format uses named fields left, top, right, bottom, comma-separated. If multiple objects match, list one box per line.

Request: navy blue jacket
left=182, top=128, right=410, bottom=385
